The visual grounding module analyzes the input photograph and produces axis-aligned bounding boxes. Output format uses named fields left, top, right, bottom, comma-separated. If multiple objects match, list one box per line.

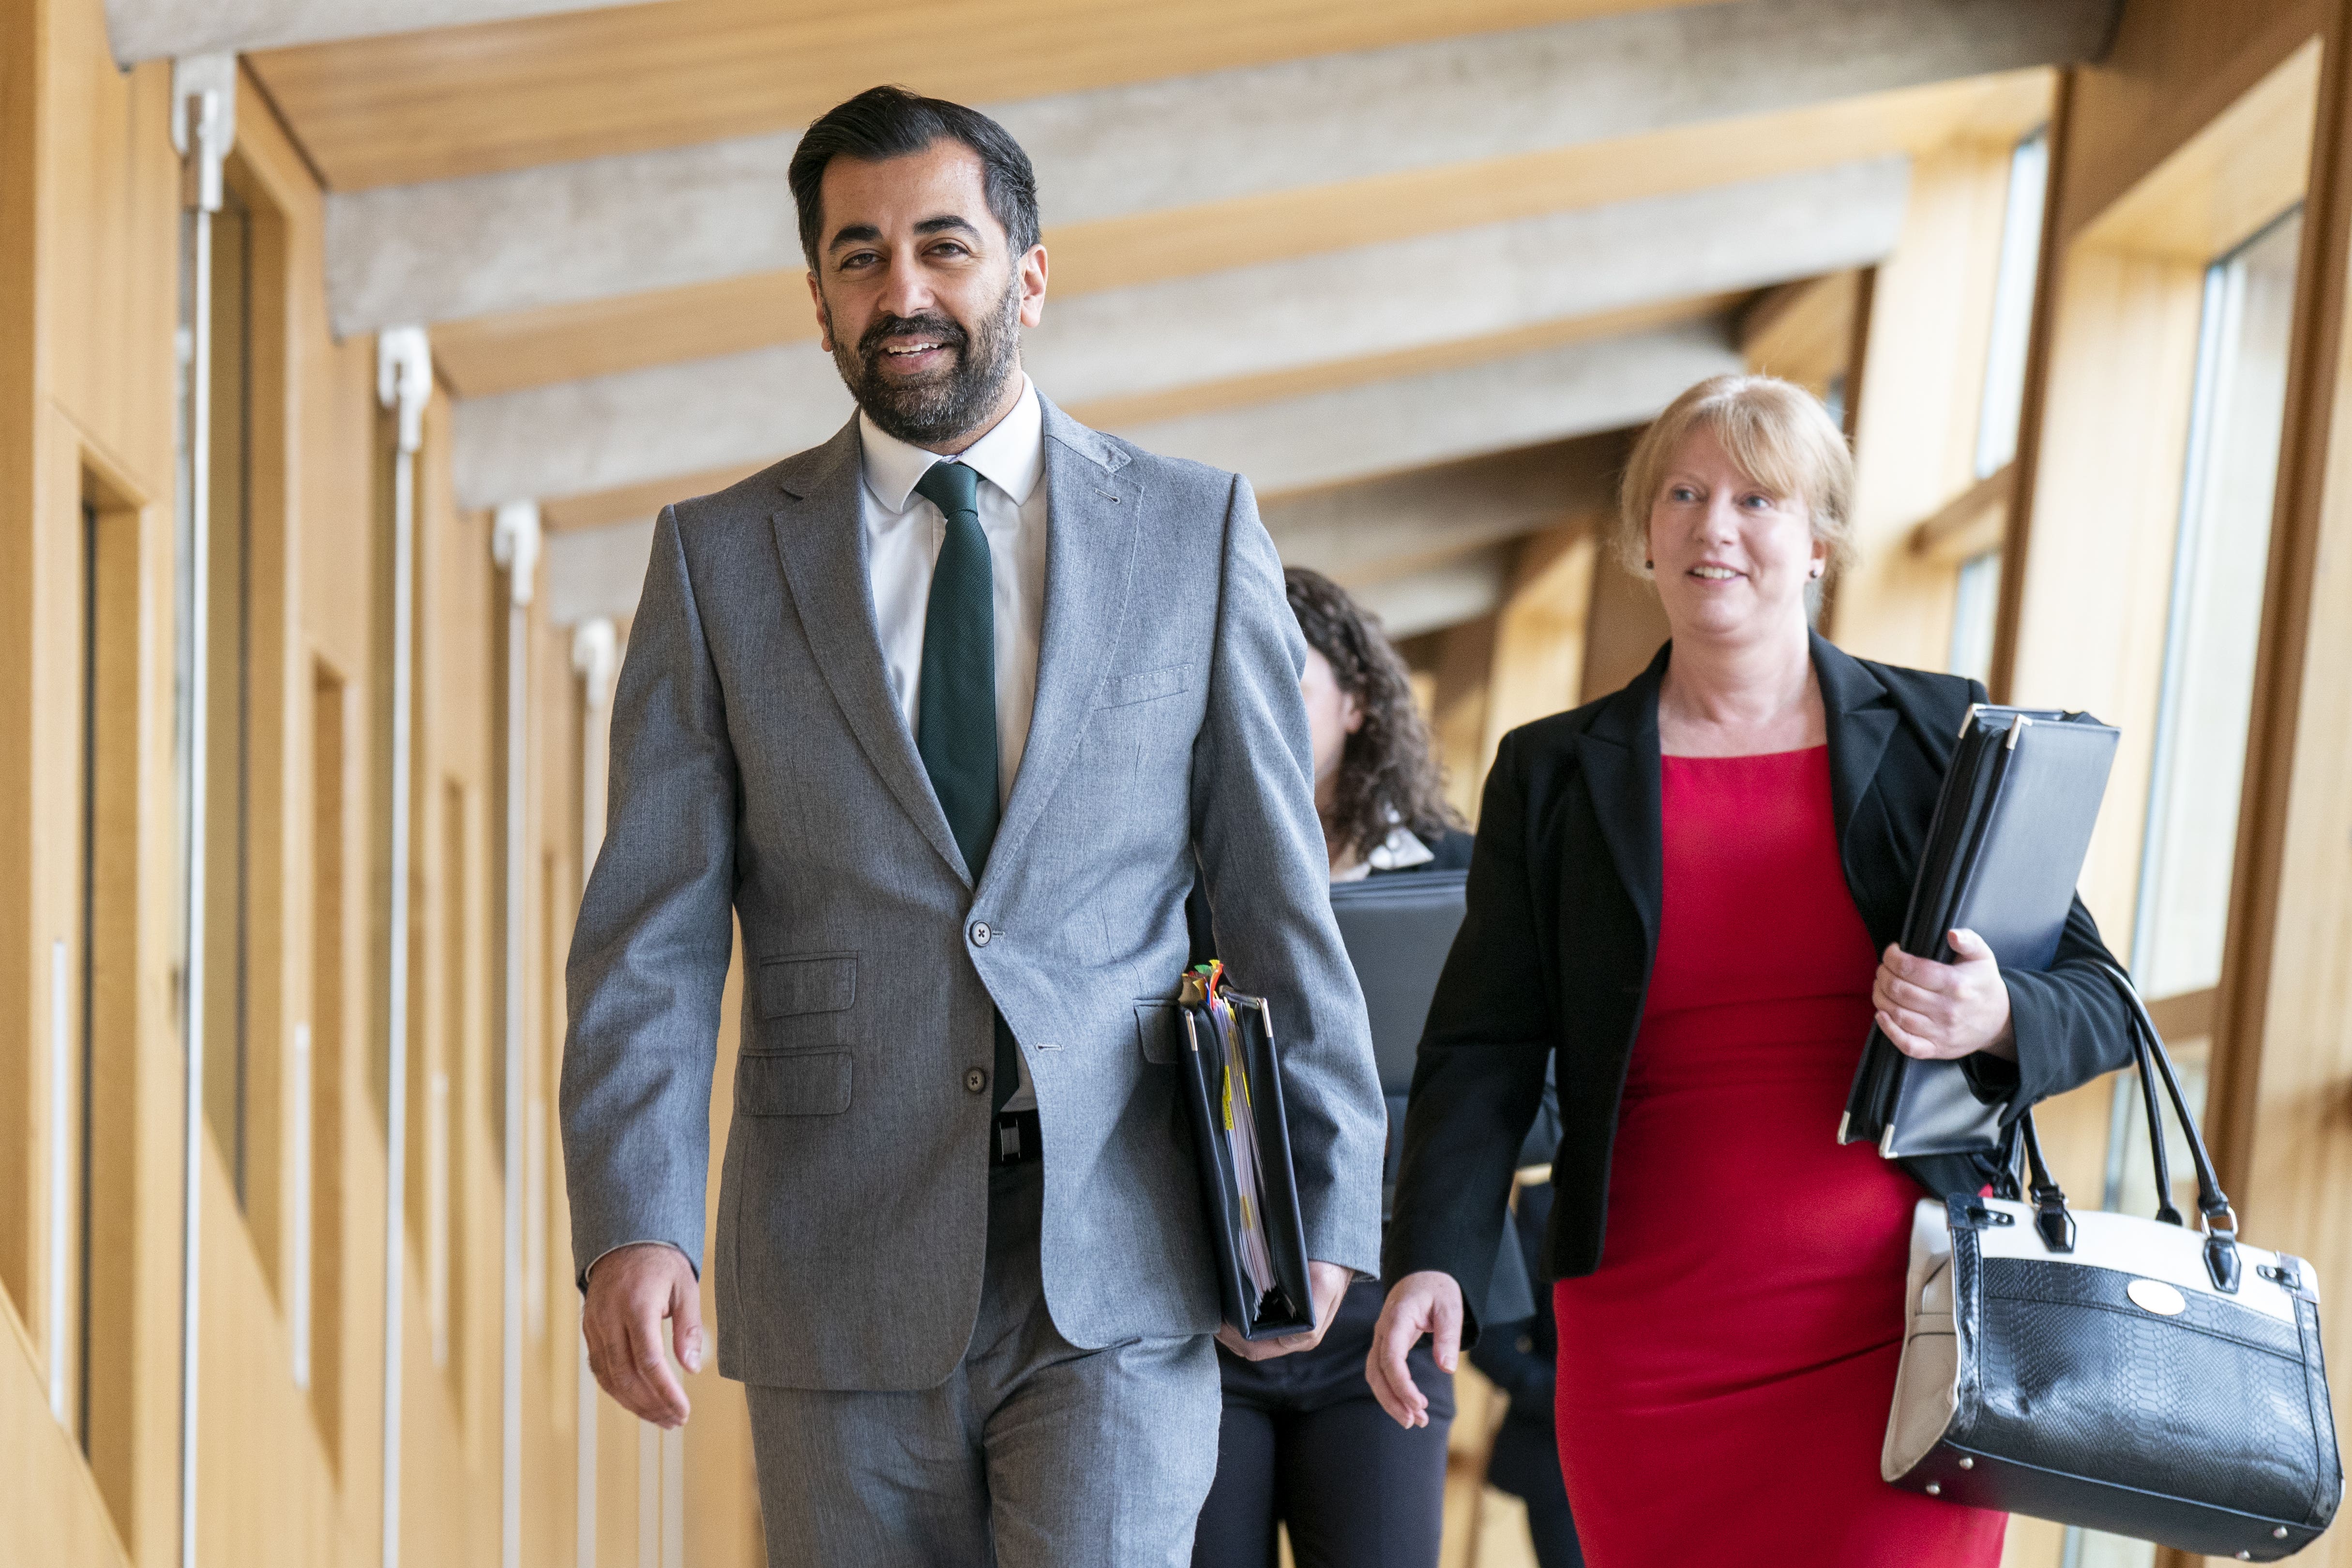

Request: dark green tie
left=911, top=460, right=1020, bottom=1116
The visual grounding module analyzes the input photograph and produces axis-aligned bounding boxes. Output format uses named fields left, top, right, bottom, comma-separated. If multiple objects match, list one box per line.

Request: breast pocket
left=751, top=951, right=856, bottom=1049
left=1095, top=663, right=1192, bottom=710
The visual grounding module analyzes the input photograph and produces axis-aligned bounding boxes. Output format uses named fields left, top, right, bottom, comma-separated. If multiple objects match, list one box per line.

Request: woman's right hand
left=1367, top=1270, right=1464, bottom=1428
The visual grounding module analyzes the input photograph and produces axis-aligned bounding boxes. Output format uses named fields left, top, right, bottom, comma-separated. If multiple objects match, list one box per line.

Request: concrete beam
left=1356, top=551, right=1517, bottom=641
left=1261, top=432, right=1630, bottom=587
left=545, top=516, right=657, bottom=627
left=104, top=0, right=646, bottom=65
left=324, top=0, right=2111, bottom=334
left=1117, top=321, right=1742, bottom=497
left=451, top=160, right=1894, bottom=507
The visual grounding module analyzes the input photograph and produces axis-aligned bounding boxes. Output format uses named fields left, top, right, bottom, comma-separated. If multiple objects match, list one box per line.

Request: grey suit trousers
left=746, top=1164, right=1220, bottom=1567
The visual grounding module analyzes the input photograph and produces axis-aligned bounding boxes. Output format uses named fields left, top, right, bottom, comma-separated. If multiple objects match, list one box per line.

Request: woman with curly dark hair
left=1188, top=567, right=1473, bottom=1568
left=1282, top=566, right=1472, bottom=880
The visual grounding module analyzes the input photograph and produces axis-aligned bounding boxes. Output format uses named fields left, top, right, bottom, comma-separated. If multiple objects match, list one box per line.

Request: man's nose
left=876, top=251, right=937, bottom=318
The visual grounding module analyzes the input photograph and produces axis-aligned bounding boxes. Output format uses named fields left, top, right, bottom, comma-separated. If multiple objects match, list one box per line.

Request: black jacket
left=1383, top=635, right=2135, bottom=1337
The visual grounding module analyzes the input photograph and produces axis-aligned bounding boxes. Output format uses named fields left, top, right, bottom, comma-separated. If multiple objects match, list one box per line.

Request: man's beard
left=830, top=276, right=1023, bottom=450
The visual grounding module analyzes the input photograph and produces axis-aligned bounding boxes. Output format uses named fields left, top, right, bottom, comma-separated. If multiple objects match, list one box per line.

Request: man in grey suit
left=562, top=86, right=1385, bottom=1566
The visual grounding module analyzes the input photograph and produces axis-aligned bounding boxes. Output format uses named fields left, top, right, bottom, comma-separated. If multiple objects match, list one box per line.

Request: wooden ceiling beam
left=436, top=72, right=2048, bottom=400
left=251, top=0, right=1709, bottom=190
left=322, top=0, right=2100, bottom=336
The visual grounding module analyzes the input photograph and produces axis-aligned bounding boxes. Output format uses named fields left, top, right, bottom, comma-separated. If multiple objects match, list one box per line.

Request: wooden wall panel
left=1830, top=142, right=2015, bottom=673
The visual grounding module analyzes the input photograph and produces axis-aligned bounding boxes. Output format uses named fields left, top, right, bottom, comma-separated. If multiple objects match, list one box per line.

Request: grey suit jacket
left=561, top=395, right=1385, bottom=1391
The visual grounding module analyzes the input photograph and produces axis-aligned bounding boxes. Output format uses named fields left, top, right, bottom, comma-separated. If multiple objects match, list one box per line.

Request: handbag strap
left=2007, top=961, right=2242, bottom=1292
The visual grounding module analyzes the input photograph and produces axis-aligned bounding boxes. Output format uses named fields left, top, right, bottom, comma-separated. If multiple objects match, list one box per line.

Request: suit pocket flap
left=754, top=952, right=856, bottom=1018
left=1134, top=1001, right=1179, bottom=1065
left=1096, top=663, right=1191, bottom=709
left=736, top=1050, right=852, bottom=1116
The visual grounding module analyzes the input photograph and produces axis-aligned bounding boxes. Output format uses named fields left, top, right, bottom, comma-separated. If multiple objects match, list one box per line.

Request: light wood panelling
left=2079, top=37, right=2321, bottom=261
left=541, top=464, right=762, bottom=534
left=2200, top=13, right=2352, bottom=1568
left=2010, top=245, right=2205, bottom=981
left=1907, top=463, right=2014, bottom=564
left=436, top=72, right=2048, bottom=400
left=434, top=272, right=809, bottom=401
left=1739, top=270, right=1863, bottom=401
left=247, top=0, right=1702, bottom=191
left=2057, top=0, right=2323, bottom=243
left=1432, top=616, right=1499, bottom=822
left=1828, top=141, right=2015, bottom=673
left=1478, top=525, right=1600, bottom=784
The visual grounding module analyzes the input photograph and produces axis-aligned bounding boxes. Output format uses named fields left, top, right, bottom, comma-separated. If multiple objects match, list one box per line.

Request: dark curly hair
left=1284, top=567, right=1462, bottom=865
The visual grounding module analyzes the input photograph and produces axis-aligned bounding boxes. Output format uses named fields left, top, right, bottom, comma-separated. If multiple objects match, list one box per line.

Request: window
left=1945, top=131, right=2050, bottom=681
left=2132, top=208, right=2302, bottom=1000
left=1946, top=550, right=2000, bottom=687
left=1975, top=130, right=2050, bottom=481
left=2094, top=207, right=2302, bottom=1219
left=307, top=664, right=348, bottom=1445
left=202, top=178, right=257, bottom=1208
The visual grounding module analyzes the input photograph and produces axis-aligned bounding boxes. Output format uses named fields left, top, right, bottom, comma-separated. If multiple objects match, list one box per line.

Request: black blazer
left=1383, top=635, right=2136, bottom=1337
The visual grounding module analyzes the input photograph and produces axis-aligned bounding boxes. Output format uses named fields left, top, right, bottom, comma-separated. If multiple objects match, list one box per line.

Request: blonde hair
left=1614, top=374, right=1858, bottom=582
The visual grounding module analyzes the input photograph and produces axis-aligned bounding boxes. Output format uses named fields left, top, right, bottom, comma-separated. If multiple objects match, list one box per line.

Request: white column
left=493, top=498, right=541, bottom=1568
left=570, top=615, right=616, bottom=1568
left=171, top=51, right=234, bottom=1568
left=376, top=321, right=431, bottom=1568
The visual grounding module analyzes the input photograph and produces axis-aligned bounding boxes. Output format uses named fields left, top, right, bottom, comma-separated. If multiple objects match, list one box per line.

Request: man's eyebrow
left=826, top=223, right=882, bottom=253
left=914, top=214, right=983, bottom=239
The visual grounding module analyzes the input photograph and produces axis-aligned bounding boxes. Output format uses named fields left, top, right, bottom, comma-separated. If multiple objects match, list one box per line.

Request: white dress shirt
left=859, top=376, right=1049, bottom=1110
left=859, top=377, right=1049, bottom=809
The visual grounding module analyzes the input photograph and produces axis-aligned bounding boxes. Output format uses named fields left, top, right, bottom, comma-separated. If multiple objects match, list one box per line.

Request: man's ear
left=807, top=271, right=834, bottom=352
left=1017, top=243, right=1049, bottom=330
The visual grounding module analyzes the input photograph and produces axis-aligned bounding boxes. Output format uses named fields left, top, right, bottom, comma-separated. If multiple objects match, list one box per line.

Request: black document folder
left=1178, top=964, right=1315, bottom=1342
left=1839, top=705, right=2120, bottom=1158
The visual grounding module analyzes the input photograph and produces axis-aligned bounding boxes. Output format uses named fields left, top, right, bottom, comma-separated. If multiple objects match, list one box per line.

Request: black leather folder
left=1330, top=870, right=1550, bottom=1327
left=1328, top=870, right=1471, bottom=1198
left=1178, top=975, right=1316, bottom=1342
left=1840, top=706, right=2120, bottom=1158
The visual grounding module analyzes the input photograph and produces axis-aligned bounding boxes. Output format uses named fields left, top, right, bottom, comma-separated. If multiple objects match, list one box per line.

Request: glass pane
left=202, top=184, right=255, bottom=1207
left=2134, top=208, right=2303, bottom=998
left=1975, top=131, right=2049, bottom=479
left=1947, top=550, right=2000, bottom=685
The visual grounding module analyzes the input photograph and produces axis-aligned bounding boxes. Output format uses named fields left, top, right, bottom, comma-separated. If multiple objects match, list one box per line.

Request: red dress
left=1549, top=747, right=2004, bottom=1567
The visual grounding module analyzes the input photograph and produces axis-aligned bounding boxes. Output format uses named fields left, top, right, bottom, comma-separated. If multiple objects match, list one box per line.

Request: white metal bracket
left=572, top=617, right=619, bottom=710
left=492, top=500, right=542, bottom=608
left=376, top=326, right=432, bottom=455
left=170, top=53, right=236, bottom=214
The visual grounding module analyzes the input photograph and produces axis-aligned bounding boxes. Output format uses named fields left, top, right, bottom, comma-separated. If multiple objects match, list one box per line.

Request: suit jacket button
left=969, top=920, right=992, bottom=947
left=964, top=1068, right=987, bottom=1094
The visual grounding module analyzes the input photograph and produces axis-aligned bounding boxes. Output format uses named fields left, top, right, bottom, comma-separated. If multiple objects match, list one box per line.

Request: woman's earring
left=1644, top=558, right=1654, bottom=570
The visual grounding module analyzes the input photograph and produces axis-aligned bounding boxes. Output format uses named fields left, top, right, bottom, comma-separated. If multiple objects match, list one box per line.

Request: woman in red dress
left=1368, top=375, right=2135, bottom=1566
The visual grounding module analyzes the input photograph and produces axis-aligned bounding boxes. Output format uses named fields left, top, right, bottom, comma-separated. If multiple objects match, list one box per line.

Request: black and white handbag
left=1882, top=965, right=2342, bottom=1560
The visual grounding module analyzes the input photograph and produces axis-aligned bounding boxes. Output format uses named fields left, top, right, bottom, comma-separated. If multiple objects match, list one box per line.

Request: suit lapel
left=982, top=398, right=1144, bottom=890
left=1813, top=632, right=1898, bottom=859
left=768, top=417, right=971, bottom=883
left=1573, top=647, right=1668, bottom=957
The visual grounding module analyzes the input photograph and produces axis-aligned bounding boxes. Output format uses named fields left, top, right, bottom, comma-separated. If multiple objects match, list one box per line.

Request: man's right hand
left=1367, top=1270, right=1464, bottom=1429
left=583, top=1242, right=704, bottom=1429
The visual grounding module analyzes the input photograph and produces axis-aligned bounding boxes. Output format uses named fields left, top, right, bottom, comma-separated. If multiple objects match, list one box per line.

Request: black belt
left=995, top=1108, right=1042, bottom=1167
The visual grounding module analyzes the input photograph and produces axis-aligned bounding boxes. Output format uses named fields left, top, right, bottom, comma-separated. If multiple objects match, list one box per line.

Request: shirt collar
left=858, top=375, right=1043, bottom=514
left=1329, top=823, right=1434, bottom=883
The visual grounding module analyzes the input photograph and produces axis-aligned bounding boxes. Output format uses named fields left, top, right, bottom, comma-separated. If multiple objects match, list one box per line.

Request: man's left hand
left=1216, top=1260, right=1352, bottom=1361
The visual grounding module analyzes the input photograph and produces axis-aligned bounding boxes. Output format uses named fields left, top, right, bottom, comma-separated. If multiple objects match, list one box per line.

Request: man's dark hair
left=789, top=86, right=1041, bottom=269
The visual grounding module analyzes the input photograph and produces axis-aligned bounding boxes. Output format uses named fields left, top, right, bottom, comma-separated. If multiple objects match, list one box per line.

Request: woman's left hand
left=1874, top=929, right=2017, bottom=1061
